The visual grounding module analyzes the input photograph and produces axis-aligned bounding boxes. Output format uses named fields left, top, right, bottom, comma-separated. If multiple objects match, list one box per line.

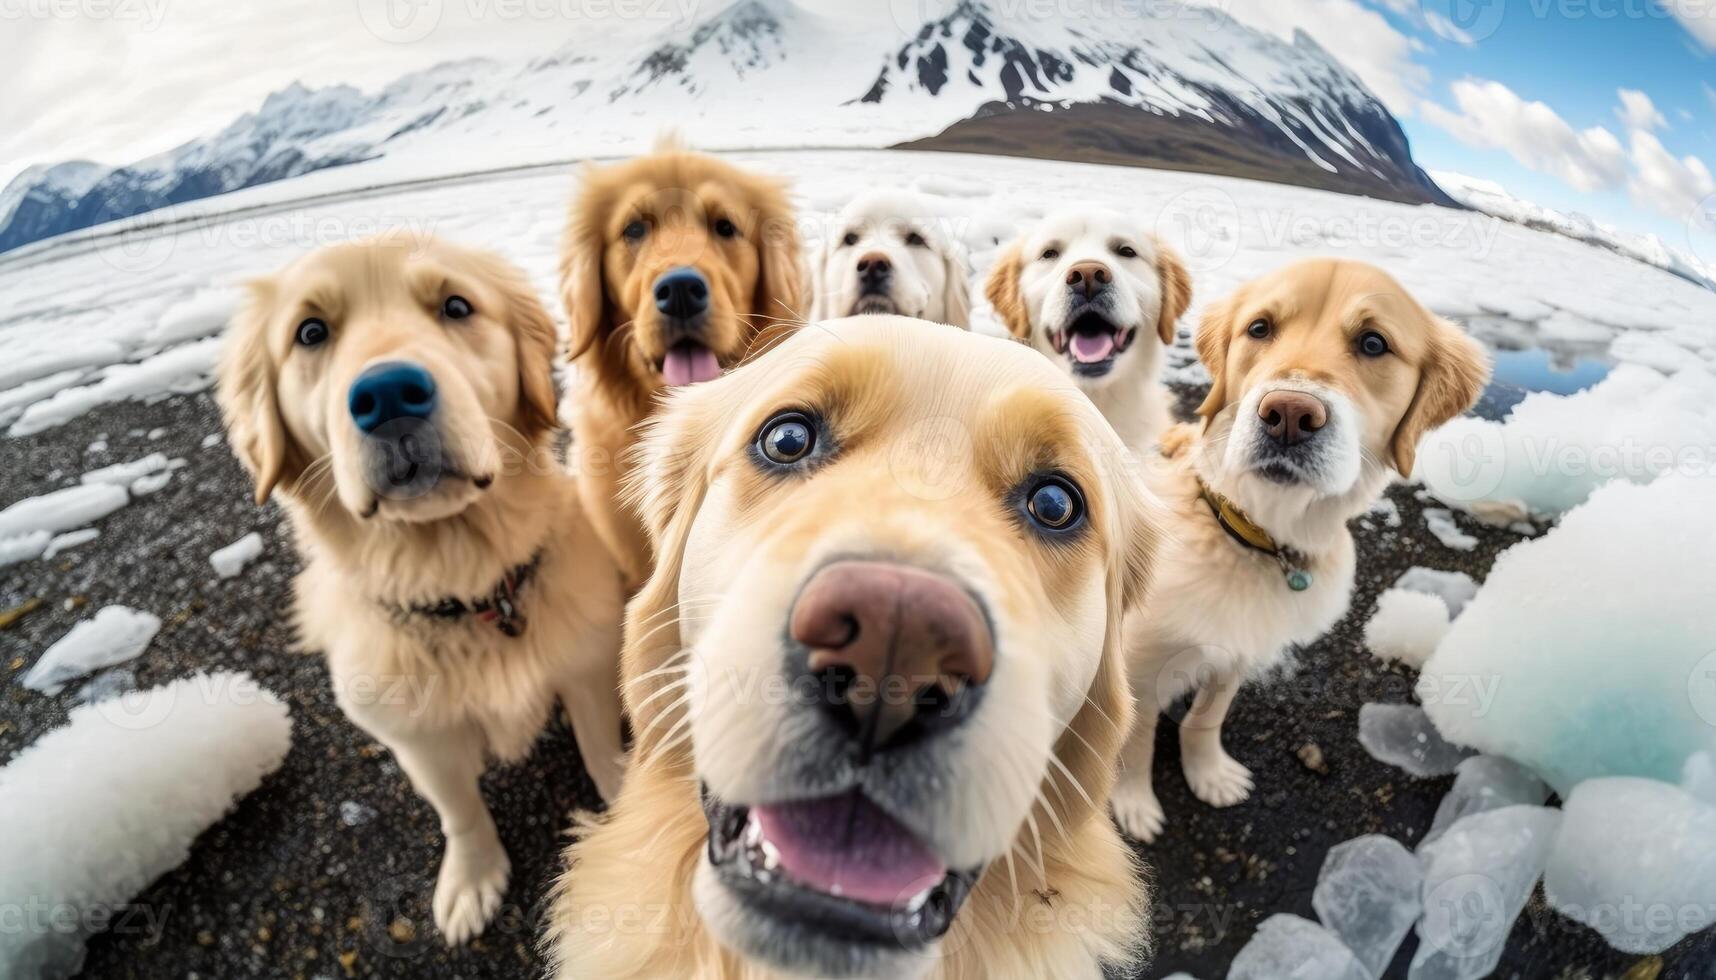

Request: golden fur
left=547, top=317, right=1159, bottom=979
left=559, top=144, right=806, bottom=586
left=217, top=236, right=625, bottom=944
left=1109, top=259, right=1491, bottom=842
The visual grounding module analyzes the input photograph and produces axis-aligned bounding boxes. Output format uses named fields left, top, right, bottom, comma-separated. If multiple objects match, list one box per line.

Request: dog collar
left=1196, top=480, right=1313, bottom=592
left=389, top=550, right=542, bottom=637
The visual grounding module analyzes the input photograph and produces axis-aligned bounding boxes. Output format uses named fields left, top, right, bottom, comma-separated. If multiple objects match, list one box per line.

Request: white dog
left=810, top=191, right=972, bottom=327
left=985, top=208, right=1191, bottom=452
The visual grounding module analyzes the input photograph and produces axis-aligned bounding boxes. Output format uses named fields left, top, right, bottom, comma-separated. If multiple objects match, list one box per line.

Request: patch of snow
left=129, top=470, right=173, bottom=496
left=0, top=531, right=51, bottom=567
left=1363, top=589, right=1450, bottom=670
left=1421, top=508, right=1478, bottom=551
left=1419, top=476, right=1716, bottom=795
left=85, top=438, right=107, bottom=454
left=145, top=287, right=239, bottom=346
left=0, top=483, right=128, bottom=539
left=1393, top=567, right=1479, bottom=617
left=146, top=427, right=166, bottom=440
left=0, top=671, right=291, bottom=979
left=200, top=433, right=222, bottom=449
left=74, top=668, right=135, bottom=705
left=80, top=452, right=172, bottom=487
left=1363, top=496, right=1401, bottom=529
left=42, top=528, right=99, bottom=559
left=20, top=606, right=162, bottom=695
left=339, top=801, right=378, bottom=828
left=0, top=369, right=88, bottom=428
left=1358, top=703, right=1472, bottom=778
left=1413, top=805, right=1562, bottom=979
left=211, top=532, right=264, bottom=580
left=1229, top=913, right=1367, bottom=980
left=1312, top=835, right=1422, bottom=979
left=1421, top=756, right=1551, bottom=849
left=1685, top=751, right=1716, bottom=806
left=8, top=338, right=221, bottom=437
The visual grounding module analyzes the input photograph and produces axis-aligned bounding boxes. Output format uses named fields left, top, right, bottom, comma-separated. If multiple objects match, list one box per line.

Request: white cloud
left=1661, top=0, right=1716, bottom=51
left=1616, top=88, right=1667, bottom=132
left=1421, top=79, right=1629, bottom=192
left=1190, top=0, right=1429, bottom=113
left=1627, top=130, right=1715, bottom=224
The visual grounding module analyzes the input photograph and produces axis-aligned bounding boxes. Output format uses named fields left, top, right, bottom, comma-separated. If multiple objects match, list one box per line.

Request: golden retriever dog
left=809, top=190, right=972, bottom=327
left=217, top=237, right=625, bottom=943
left=1109, top=259, right=1490, bottom=842
left=559, top=145, right=805, bottom=586
left=547, top=316, right=1160, bottom=979
left=985, top=208, right=1192, bottom=452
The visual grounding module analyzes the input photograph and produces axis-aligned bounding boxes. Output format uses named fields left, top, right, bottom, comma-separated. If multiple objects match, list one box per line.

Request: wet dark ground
left=1, top=385, right=1711, bottom=980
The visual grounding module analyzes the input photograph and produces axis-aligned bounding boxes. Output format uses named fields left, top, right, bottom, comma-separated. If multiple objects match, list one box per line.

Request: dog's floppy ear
left=1389, top=317, right=1491, bottom=477
left=217, top=280, right=298, bottom=506
left=1192, top=291, right=1236, bottom=429
left=807, top=233, right=833, bottom=322
left=940, top=240, right=973, bottom=329
left=983, top=243, right=1031, bottom=341
left=753, top=183, right=807, bottom=328
left=560, top=171, right=608, bottom=363
left=1154, top=241, right=1193, bottom=346
left=481, top=253, right=559, bottom=437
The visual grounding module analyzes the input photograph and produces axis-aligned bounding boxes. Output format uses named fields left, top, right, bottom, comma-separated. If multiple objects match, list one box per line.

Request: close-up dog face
left=811, top=192, right=972, bottom=327
left=1194, top=259, right=1489, bottom=507
left=560, top=147, right=803, bottom=393
left=986, top=208, right=1190, bottom=387
left=623, top=317, right=1154, bottom=979
left=218, top=237, right=558, bottom=522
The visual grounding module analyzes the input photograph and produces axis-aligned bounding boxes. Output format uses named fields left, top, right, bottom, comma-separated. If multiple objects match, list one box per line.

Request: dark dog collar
left=387, top=550, right=542, bottom=637
left=1196, top=480, right=1313, bottom=592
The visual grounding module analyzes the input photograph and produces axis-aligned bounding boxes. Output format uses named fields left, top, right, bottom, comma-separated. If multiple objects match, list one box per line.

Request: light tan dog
left=1109, top=259, right=1490, bottom=842
left=217, top=237, right=625, bottom=944
left=985, top=208, right=1192, bottom=452
left=559, top=145, right=805, bottom=587
left=547, top=316, right=1159, bottom=980
left=809, top=190, right=973, bottom=327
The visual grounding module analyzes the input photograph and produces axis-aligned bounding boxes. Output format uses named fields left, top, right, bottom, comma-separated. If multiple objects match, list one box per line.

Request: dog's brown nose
left=1065, top=261, right=1110, bottom=298
left=791, top=561, right=993, bottom=758
left=1258, top=390, right=1329, bottom=446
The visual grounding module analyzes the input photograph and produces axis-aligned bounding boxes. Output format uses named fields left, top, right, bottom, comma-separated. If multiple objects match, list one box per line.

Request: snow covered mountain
left=0, top=0, right=1453, bottom=256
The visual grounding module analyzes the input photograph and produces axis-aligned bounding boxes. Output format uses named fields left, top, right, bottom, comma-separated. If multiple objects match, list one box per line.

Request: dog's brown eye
left=841, top=232, right=859, bottom=247
left=1247, top=319, right=1272, bottom=340
left=759, top=413, right=815, bottom=466
left=1025, top=477, right=1083, bottom=532
left=296, top=318, right=329, bottom=347
left=714, top=217, right=738, bottom=239
left=1358, top=330, right=1390, bottom=358
left=442, top=295, right=473, bottom=320
left=1040, top=248, right=1060, bottom=261
left=1115, top=243, right=1138, bottom=259
left=623, top=220, right=648, bottom=242
left=905, top=231, right=927, bottom=247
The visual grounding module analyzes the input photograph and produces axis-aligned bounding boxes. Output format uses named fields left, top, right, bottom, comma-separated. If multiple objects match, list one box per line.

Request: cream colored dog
left=549, top=316, right=1159, bottom=979
left=1109, top=259, right=1490, bottom=842
left=810, top=191, right=972, bottom=327
left=217, top=237, right=625, bottom=943
left=985, top=208, right=1191, bottom=452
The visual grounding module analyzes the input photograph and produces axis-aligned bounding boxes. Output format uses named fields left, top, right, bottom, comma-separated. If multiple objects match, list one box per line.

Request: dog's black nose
left=654, top=266, right=709, bottom=320
left=856, top=252, right=891, bottom=291
left=791, top=561, right=992, bottom=761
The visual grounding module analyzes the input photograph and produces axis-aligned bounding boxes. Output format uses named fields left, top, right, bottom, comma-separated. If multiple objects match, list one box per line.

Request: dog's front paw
left=433, top=830, right=511, bottom=945
left=1110, top=777, right=1166, bottom=842
left=1184, top=748, right=1254, bottom=808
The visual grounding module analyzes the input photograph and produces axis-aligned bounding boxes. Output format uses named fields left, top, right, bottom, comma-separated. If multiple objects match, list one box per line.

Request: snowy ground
left=3, top=149, right=1714, bottom=978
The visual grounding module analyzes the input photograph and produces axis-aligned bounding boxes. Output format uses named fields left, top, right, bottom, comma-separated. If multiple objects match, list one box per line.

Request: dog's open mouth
left=703, top=786, right=979, bottom=950
left=660, top=341, right=723, bottom=387
left=849, top=294, right=899, bottom=316
left=1052, top=310, right=1133, bottom=376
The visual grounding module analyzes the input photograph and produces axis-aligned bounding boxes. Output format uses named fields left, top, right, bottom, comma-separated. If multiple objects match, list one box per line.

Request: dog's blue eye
left=1247, top=319, right=1272, bottom=340
left=296, top=318, right=329, bottom=347
left=442, top=295, right=473, bottom=320
left=759, top=413, right=814, bottom=465
left=1025, top=477, right=1083, bottom=531
left=1358, top=330, right=1390, bottom=358
left=623, top=220, right=648, bottom=242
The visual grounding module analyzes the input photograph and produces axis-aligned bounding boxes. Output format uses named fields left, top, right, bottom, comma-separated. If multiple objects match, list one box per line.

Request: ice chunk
left=1313, top=835, right=1422, bottom=979
left=0, top=369, right=87, bottom=428
left=74, top=668, right=135, bottom=704
left=200, top=433, right=222, bottom=449
left=1359, top=703, right=1472, bottom=778
left=1363, top=589, right=1450, bottom=669
left=42, top=528, right=99, bottom=559
left=0, top=531, right=50, bottom=567
left=1393, top=567, right=1479, bottom=617
left=1420, top=476, right=1716, bottom=795
left=80, top=452, right=171, bottom=487
left=0, top=483, right=128, bottom=539
left=1229, top=914, right=1368, bottom=980
left=1421, top=509, right=1477, bottom=551
left=1420, top=756, right=1551, bottom=849
left=20, top=606, right=162, bottom=695
left=0, top=672, right=291, bottom=979
left=129, top=470, right=173, bottom=496
left=1416, top=365, right=1716, bottom=515
left=1684, top=751, right=1716, bottom=805
left=1544, top=777, right=1716, bottom=954
left=1412, top=806, right=1561, bottom=979
left=210, top=532, right=264, bottom=579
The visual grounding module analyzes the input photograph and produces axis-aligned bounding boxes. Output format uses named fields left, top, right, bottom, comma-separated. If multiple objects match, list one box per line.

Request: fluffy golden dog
left=985, top=208, right=1192, bottom=452
left=1109, top=259, right=1490, bottom=842
left=559, top=146, right=805, bottom=586
left=809, top=190, right=972, bottom=327
left=217, top=237, right=625, bottom=943
left=547, top=317, right=1160, bottom=979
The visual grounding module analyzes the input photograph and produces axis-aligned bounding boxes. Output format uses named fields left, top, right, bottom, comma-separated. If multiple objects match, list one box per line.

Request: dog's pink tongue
left=662, top=344, right=721, bottom=386
left=1070, top=331, right=1115, bottom=363
left=753, top=793, right=946, bottom=906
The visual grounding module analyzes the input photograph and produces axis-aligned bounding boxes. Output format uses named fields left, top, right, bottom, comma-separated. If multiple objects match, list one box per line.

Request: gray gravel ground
left=2, top=384, right=1712, bottom=980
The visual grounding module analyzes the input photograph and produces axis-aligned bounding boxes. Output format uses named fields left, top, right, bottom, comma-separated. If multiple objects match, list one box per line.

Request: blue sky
left=1375, top=0, right=1715, bottom=259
